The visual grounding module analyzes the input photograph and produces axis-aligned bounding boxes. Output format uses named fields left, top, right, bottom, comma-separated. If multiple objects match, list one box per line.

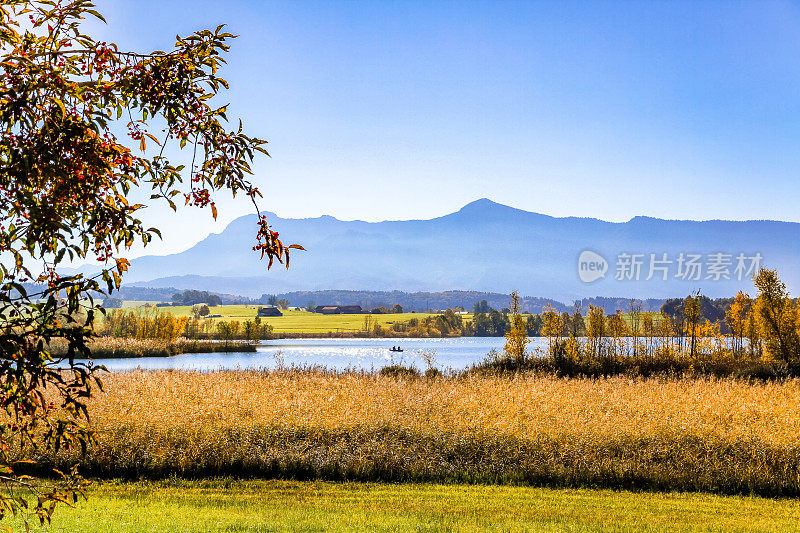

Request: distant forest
left=16, top=282, right=671, bottom=314
left=272, top=290, right=571, bottom=313
left=110, top=286, right=668, bottom=314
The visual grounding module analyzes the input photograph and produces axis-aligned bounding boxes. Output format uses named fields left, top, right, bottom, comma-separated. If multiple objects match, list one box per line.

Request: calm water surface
left=80, top=337, right=552, bottom=372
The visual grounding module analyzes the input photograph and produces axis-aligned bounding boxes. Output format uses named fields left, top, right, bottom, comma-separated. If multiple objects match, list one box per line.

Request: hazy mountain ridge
left=120, top=199, right=800, bottom=302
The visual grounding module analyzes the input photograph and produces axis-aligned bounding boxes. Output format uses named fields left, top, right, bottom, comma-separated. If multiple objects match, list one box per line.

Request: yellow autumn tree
left=683, top=294, right=702, bottom=360
left=745, top=309, right=762, bottom=359
left=503, top=291, right=529, bottom=363
left=725, top=291, right=750, bottom=358
left=542, top=303, right=563, bottom=351
left=586, top=304, right=605, bottom=357
left=606, top=311, right=628, bottom=360
left=753, top=268, right=799, bottom=363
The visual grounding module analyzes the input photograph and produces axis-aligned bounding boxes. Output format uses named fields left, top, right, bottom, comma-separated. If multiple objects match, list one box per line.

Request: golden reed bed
left=39, top=370, right=800, bottom=496
left=90, top=371, right=800, bottom=443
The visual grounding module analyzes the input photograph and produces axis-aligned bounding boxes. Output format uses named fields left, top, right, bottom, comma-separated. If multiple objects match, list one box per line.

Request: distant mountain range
left=114, top=198, right=799, bottom=303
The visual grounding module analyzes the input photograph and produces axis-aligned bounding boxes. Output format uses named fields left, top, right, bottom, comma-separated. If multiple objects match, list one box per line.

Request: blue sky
left=96, top=0, right=800, bottom=256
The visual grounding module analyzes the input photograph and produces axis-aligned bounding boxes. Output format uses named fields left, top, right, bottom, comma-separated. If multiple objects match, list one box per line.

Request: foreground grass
left=18, top=479, right=800, bottom=532
left=34, top=371, right=800, bottom=497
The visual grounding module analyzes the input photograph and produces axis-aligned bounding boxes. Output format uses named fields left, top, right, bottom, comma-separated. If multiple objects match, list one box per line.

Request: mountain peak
left=454, top=198, right=548, bottom=221
left=458, top=198, right=504, bottom=212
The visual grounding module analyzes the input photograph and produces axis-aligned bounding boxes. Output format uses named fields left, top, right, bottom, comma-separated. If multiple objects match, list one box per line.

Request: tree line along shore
left=77, top=267, right=800, bottom=378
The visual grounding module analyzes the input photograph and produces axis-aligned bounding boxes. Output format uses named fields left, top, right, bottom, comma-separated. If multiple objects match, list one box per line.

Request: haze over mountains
left=120, top=199, right=800, bottom=303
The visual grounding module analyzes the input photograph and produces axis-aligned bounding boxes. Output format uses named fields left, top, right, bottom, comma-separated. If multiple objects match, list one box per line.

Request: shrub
left=379, top=365, right=420, bottom=379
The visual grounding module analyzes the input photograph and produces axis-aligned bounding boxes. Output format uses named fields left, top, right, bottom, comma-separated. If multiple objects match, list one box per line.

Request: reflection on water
left=73, top=337, right=553, bottom=372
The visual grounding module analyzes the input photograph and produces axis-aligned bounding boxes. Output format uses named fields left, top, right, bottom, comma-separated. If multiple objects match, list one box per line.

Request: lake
left=78, top=337, right=552, bottom=372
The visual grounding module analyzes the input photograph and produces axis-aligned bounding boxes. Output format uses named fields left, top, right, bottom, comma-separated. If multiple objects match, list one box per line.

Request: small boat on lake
left=389, top=346, right=404, bottom=352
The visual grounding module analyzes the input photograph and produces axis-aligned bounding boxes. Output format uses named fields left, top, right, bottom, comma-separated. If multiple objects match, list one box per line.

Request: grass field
left=113, top=302, right=662, bottom=335
left=123, top=305, right=445, bottom=333
left=34, top=370, right=800, bottom=496
left=16, top=479, right=800, bottom=532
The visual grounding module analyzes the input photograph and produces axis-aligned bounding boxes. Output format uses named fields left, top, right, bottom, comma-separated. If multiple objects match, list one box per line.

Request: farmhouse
left=257, top=306, right=283, bottom=317
left=314, top=305, right=364, bottom=314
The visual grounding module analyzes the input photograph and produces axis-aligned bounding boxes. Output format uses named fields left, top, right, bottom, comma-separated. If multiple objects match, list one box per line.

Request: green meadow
left=126, top=305, right=446, bottom=333
left=17, top=479, right=800, bottom=533
left=114, top=302, right=659, bottom=335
